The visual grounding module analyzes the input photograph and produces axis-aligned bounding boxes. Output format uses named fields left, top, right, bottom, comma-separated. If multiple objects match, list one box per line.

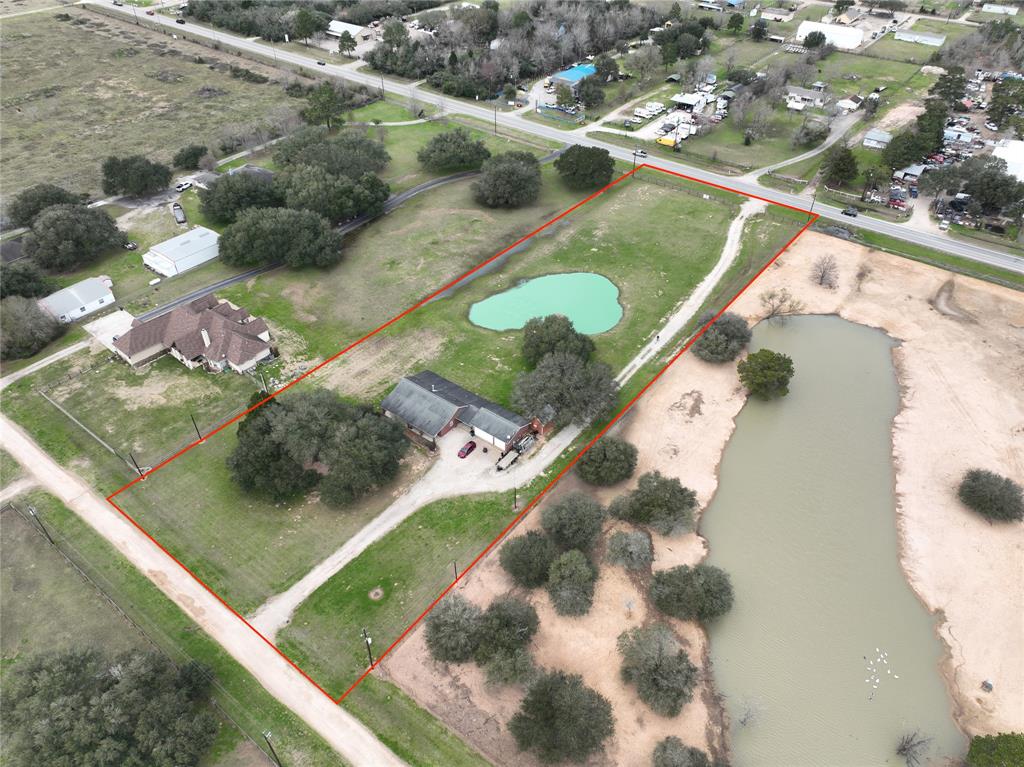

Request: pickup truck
left=171, top=202, right=187, bottom=225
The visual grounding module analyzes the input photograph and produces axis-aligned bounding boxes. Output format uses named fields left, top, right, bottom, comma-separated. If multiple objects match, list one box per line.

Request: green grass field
left=0, top=8, right=300, bottom=200
left=0, top=495, right=258, bottom=767
left=0, top=492, right=346, bottom=766
left=865, top=18, right=973, bottom=63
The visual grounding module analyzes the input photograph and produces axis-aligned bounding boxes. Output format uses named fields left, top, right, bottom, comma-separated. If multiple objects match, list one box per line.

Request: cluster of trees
left=1, top=184, right=127, bottom=359
left=425, top=593, right=539, bottom=685
left=173, top=144, right=209, bottom=170
left=554, top=145, right=615, bottom=190
left=618, top=623, right=698, bottom=716
left=653, top=736, right=718, bottom=767
left=651, top=563, right=735, bottom=622
left=227, top=389, right=407, bottom=506
left=692, top=311, right=752, bottom=364
left=576, top=435, right=638, bottom=486
left=881, top=98, right=949, bottom=172
left=610, top=471, right=698, bottom=536
left=200, top=127, right=393, bottom=268
left=510, top=670, right=614, bottom=763
left=472, top=151, right=542, bottom=208
left=966, top=732, right=1024, bottom=767
left=101, top=155, right=173, bottom=197
left=919, top=156, right=1024, bottom=221
left=652, top=16, right=712, bottom=66
left=737, top=348, right=795, bottom=399
left=500, top=492, right=604, bottom=615
left=512, top=314, right=618, bottom=428
left=417, top=127, right=491, bottom=171
left=0, top=296, right=64, bottom=361
left=300, top=81, right=376, bottom=130
left=821, top=143, right=860, bottom=188
left=367, top=1, right=660, bottom=100
left=939, top=20, right=1023, bottom=88
left=3, top=650, right=217, bottom=767
left=957, top=469, right=1023, bottom=523
left=185, top=0, right=338, bottom=42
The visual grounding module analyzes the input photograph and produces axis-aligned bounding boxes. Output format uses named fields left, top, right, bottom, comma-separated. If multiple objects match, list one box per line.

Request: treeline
left=367, top=0, right=661, bottom=98
left=186, top=0, right=445, bottom=42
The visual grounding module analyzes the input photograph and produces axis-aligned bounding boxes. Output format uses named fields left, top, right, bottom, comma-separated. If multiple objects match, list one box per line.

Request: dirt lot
left=384, top=232, right=1023, bottom=761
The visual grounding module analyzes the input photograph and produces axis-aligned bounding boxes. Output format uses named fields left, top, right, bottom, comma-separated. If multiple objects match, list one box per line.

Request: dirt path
left=0, top=341, right=90, bottom=391
left=0, top=414, right=406, bottom=767
left=0, top=477, right=37, bottom=503
left=250, top=197, right=769, bottom=642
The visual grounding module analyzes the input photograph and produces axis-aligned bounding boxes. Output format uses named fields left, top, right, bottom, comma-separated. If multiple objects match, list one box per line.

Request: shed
left=671, top=92, right=707, bottom=111
left=893, top=30, right=946, bottom=46
left=796, top=21, right=864, bottom=50
left=39, top=277, right=114, bottom=323
left=143, top=227, right=220, bottom=278
left=836, top=94, right=864, bottom=112
left=862, top=128, right=893, bottom=149
left=981, top=3, right=1018, bottom=14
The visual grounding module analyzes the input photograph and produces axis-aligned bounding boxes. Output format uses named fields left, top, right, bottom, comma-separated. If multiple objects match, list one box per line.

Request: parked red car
left=458, top=440, right=477, bottom=459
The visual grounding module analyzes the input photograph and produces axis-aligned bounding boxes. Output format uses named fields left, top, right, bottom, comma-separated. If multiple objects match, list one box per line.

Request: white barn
left=894, top=30, right=946, bottom=46
left=143, top=227, right=220, bottom=277
left=326, top=20, right=373, bottom=42
left=981, top=3, right=1018, bottom=15
left=796, top=21, right=864, bottom=50
left=39, top=277, right=114, bottom=323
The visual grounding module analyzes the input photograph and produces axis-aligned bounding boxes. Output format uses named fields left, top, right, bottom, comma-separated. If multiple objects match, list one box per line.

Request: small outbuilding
left=893, top=30, right=946, bottom=47
left=39, top=276, right=114, bottom=323
left=143, top=227, right=220, bottom=278
left=862, top=128, right=893, bottom=149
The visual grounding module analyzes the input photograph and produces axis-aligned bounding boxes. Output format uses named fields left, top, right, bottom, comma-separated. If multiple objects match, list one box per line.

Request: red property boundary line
left=105, top=163, right=817, bottom=708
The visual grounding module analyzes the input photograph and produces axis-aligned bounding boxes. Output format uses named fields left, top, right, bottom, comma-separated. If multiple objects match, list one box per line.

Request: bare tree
left=811, top=254, right=839, bottom=289
left=760, top=287, right=805, bottom=323
left=896, top=730, right=931, bottom=767
left=855, top=263, right=873, bottom=292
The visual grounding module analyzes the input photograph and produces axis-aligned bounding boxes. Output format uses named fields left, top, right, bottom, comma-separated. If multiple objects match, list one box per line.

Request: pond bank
left=617, top=231, right=1023, bottom=747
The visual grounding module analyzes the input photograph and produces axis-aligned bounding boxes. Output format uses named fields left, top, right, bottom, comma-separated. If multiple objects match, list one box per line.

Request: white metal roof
left=149, top=227, right=219, bottom=264
left=993, top=140, right=1024, bottom=182
left=327, top=20, right=368, bottom=37
left=796, top=21, right=864, bottom=49
left=39, top=277, right=113, bottom=317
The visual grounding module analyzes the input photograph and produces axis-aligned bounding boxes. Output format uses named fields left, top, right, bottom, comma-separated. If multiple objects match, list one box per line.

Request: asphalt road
left=93, top=1, right=1024, bottom=275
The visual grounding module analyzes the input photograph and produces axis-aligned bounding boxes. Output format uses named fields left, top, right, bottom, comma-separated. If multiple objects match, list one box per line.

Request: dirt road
left=0, top=414, right=406, bottom=767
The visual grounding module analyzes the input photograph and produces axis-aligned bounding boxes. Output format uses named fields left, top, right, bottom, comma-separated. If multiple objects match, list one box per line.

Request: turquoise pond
left=468, top=273, right=623, bottom=334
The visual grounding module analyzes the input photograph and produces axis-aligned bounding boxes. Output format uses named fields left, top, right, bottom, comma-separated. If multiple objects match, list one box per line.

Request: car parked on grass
left=124, top=241, right=139, bottom=251
left=458, top=440, right=477, bottom=458
left=174, top=181, right=192, bottom=192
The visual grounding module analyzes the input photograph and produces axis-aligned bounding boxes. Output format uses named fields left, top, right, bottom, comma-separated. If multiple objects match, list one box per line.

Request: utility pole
left=493, top=104, right=498, bottom=135
left=262, top=731, right=283, bottom=767
left=513, top=485, right=518, bottom=510
left=361, top=628, right=374, bottom=667
left=27, top=505, right=55, bottom=546
left=380, top=72, right=385, bottom=98
left=190, top=413, right=203, bottom=443
left=129, top=453, right=145, bottom=479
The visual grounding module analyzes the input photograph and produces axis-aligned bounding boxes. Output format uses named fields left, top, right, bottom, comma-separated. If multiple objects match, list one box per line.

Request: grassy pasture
left=0, top=8, right=301, bottom=201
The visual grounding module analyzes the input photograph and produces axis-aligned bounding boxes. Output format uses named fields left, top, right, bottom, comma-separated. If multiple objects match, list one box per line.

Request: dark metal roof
left=381, top=370, right=528, bottom=441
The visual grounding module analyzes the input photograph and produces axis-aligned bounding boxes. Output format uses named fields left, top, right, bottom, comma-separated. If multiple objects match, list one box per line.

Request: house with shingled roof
left=113, top=295, right=272, bottom=374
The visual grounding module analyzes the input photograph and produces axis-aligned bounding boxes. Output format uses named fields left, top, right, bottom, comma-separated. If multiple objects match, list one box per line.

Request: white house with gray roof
left=143, top=226, right=220, bottom=277
left=38, top=276, right=114, bottom=323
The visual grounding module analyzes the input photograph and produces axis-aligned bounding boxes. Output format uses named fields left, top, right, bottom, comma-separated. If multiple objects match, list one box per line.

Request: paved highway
left=92, top=1, right=1024, bottom=275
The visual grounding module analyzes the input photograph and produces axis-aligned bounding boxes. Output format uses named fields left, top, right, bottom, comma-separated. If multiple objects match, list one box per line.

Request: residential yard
left=684, top=107, right=824, bottom=170
left=0, top=491, right=344, bottom=767
left=0, top=8, right=300, bottom=199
